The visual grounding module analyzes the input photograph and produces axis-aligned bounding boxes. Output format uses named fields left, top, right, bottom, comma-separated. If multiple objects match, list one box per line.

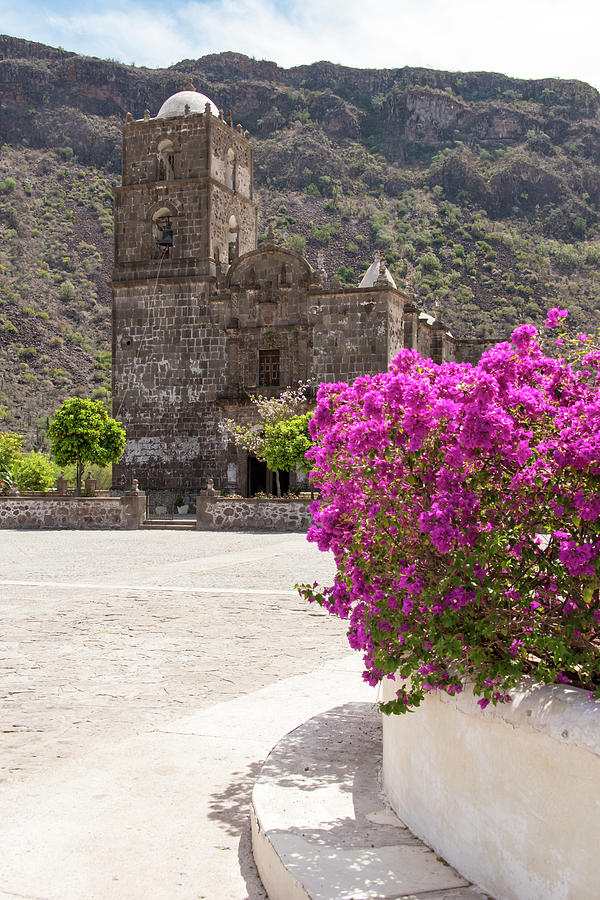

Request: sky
left=0, top=0, right=598, bottom=90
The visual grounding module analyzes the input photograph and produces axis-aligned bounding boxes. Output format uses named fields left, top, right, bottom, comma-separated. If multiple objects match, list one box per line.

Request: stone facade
left=112, top=85, right=491, bottom=499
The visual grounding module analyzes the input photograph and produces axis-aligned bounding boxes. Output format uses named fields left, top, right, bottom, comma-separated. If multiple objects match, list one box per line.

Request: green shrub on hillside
left=59, top=280, right=76, bottom=301
left=17, top=347, right=37, bottom=359
left=336, top=265, right=356, bottom=285
left=286, top=233, right=306, bottom=254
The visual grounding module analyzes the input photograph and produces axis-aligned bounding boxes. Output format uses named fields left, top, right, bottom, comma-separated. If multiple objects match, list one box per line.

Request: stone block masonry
left=112, top=278, right=229, bottom=492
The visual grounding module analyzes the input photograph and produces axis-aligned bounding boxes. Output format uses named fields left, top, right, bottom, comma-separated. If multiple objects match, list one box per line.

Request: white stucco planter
left=382, top=676, right=600, bottom=900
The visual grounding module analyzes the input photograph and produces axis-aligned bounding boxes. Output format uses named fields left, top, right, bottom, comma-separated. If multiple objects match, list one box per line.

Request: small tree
left=221, top=383, right=313, bottom=496
left=48, top=398, right=126, bottom=494
left=263, top=413, right=313, bottom=478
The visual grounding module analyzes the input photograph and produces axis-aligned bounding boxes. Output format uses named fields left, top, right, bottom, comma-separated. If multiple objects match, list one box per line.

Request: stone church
left=111, top=81, right=487, bottom=500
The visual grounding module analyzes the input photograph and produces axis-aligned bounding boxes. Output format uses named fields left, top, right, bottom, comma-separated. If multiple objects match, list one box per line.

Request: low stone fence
left=382, top=675, right=600, bottom=900
left=0, top=490, right=146, bottom=530
left=196, top=495, right=313, bottom=531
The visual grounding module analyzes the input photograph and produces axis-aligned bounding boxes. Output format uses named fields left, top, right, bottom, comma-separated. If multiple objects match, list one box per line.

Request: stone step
left=251, top=702, right=490, bottom=900
left=140, top=519, right=196, bottom=530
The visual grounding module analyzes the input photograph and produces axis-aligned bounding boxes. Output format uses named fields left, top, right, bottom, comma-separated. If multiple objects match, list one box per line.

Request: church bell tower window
left=228, top=214, right=239, bottom=264
left=157, top=139, right=175, bottom=181
left=226, top=147, right=236, bottom=191
left=152, top=207, right=173, bottom=259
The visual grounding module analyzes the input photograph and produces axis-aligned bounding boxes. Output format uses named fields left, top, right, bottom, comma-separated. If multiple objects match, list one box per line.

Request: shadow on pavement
left=208, top=759, right=268, bottom=899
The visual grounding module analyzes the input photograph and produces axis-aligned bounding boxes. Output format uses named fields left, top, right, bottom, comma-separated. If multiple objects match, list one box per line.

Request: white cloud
left=1, top=0, right=599, bottom=89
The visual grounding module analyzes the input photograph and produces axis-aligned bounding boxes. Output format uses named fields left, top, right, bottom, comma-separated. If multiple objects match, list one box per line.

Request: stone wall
left=112, top=278, right=229, bottom=491
left=210, top=183, right=257, bottom=263
left=225, top=247, right=313, bottom=388
left=0, top=492, right=146, bottom=529
left=196, top=496, right=313, bottom=531
left=310, top=288, right=392, bottom=383
left=451, top=336, right=497, bottom=365
left=387, top=294, right=405, bottom=363
left=208, top=116, right=253, bottom=199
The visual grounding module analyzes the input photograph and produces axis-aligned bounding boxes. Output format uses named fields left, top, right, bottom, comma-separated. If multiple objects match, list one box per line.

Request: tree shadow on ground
left=208, top=759, right=267, bottom=899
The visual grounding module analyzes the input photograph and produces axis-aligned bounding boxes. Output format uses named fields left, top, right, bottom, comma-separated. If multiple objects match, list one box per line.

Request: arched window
left=228, top=214, right=239, bottom=264
left=152, top=207, right=173, bottom=259
left=226, top=147, right=236, bottom=191
left=157, top=139, right=175, bottom=181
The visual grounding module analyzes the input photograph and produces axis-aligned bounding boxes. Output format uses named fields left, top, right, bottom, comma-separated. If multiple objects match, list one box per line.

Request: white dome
left=359, top=259, right=398, bottom=289
left=156, top=90, right=219, bottom=119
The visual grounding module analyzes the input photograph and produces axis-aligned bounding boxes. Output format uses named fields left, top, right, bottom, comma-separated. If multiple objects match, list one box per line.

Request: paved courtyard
left=0, top=529, right=363, bottom=900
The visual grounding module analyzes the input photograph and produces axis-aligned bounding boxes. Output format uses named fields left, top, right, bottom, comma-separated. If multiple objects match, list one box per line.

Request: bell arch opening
left=157, top=139, right=175, bottom=181
left=152, top=206, right=173, bottom=259
left=226, top=147, right=236, bottom=190
left=228, top=214, right=239, bottom=264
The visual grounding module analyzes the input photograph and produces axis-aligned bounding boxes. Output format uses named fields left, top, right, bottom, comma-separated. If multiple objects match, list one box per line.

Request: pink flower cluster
left=301, top=323, right=600, bottom=713
left=545, top=306, right=568, bottom=329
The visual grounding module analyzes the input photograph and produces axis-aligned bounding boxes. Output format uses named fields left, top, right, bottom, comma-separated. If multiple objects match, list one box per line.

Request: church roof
left=358, top=258, right=398, bottom=289
left=156, top=90, right=219, bottom=119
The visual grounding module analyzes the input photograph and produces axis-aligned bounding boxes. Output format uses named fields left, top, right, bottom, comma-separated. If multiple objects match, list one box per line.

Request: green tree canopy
left=263, top=413, right=313, bottom=475
left=48, top=398, right=126, bottom=493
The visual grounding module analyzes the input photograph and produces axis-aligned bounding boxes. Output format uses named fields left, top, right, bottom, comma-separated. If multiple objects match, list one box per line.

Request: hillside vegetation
left=0, top=35, right=599, bottom=442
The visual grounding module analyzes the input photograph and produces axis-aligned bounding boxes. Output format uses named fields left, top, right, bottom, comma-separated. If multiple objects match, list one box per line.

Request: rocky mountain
left=0, top=35, right=599, bottom=443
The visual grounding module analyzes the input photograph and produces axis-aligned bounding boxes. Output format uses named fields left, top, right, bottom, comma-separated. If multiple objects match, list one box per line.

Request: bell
left=157, top=227, right=173, bottom=247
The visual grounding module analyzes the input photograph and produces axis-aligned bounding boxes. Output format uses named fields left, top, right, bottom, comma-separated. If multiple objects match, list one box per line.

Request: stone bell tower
left=111, top=80, right=258, bottom=495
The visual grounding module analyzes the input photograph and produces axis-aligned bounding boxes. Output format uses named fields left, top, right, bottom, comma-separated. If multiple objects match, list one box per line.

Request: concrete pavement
left=0, top=530, right=486, bottom=900
left=0, top=530, right=359, bottom=899
left=0, top=531, right=348, bottom=783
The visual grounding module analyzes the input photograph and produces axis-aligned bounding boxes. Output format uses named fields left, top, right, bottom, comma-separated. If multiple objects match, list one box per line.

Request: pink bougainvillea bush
left=300, top=315, right=600, bottom=714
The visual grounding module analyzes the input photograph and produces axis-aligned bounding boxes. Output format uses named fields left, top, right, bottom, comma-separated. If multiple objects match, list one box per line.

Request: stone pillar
left=120, top=479, right=146, bottom=529
left=432, top=319, right=446, bottom=365
left=196, top=480, right=217, bottom=530
left=84, top=472, right=97, bottom=496
left=403, top=302, right=419, bottom=350
left=56, top=471, right=68, bottom=495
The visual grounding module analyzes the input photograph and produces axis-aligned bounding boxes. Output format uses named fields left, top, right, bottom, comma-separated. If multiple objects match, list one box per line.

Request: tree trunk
left=76, top=458, right=83, bottom=496
left=275, top=470, right=281, bottom=497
